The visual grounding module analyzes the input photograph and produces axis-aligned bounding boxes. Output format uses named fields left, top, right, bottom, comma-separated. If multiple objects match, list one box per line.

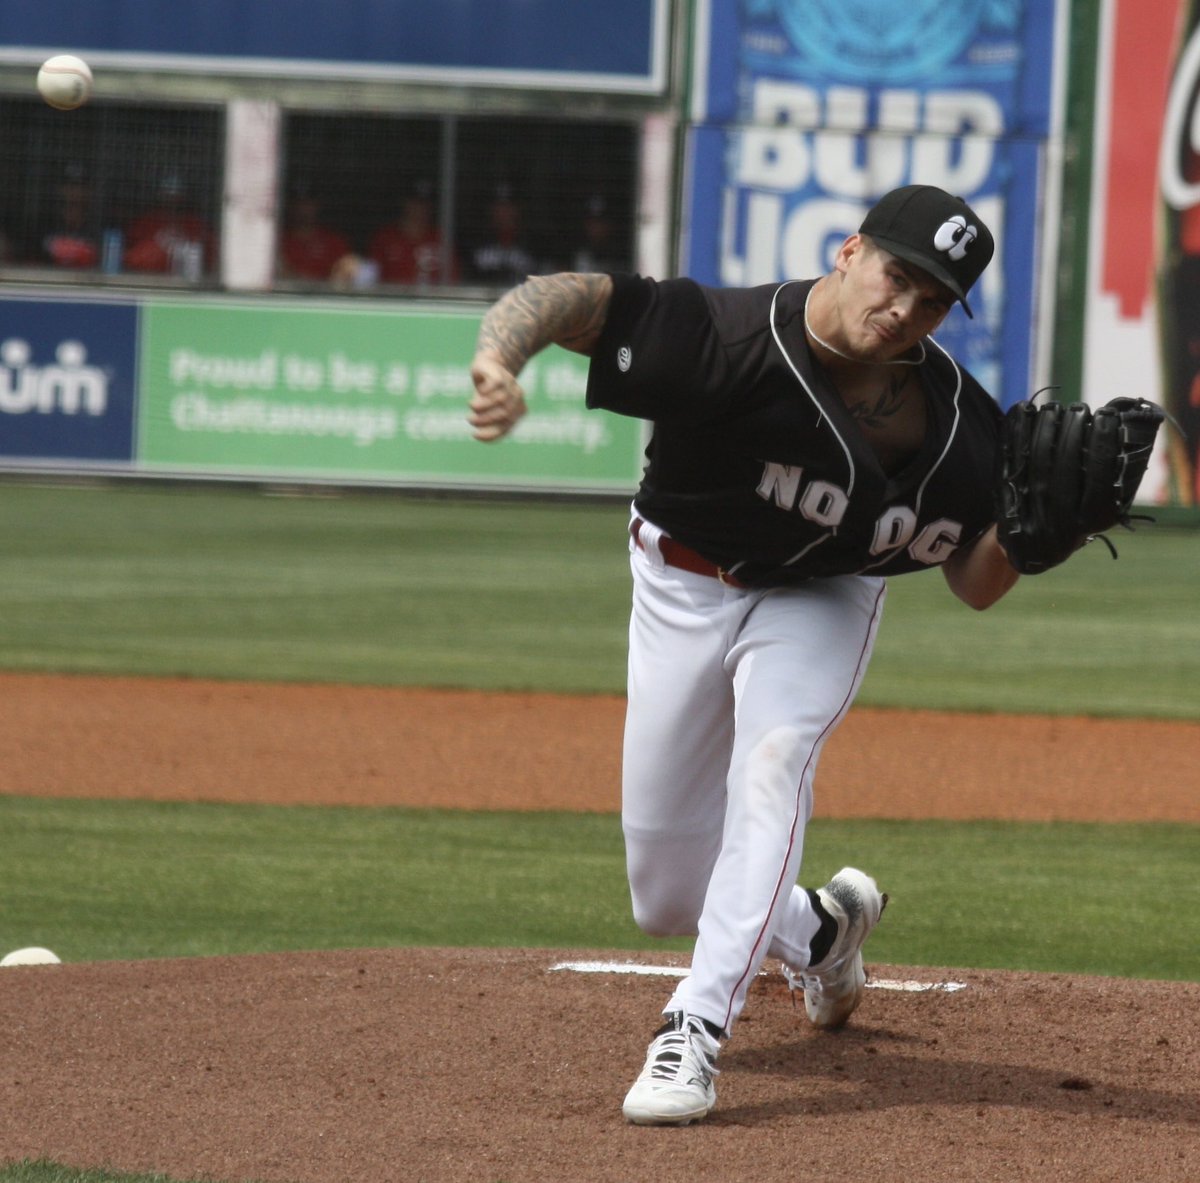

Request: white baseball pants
left=621, top=519, right=886, bottom=1036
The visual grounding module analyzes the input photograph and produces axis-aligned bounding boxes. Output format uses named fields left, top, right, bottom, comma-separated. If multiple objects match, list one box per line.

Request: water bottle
left=181, top=241, right=203, bottom=282
left=101, top=229, right=123, bottom=274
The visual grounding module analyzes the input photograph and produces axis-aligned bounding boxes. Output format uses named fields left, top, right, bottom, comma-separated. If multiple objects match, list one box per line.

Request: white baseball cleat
left=622, top=1011, right=721, bottom=1125
left=788, top=867, right=887, bottom=1029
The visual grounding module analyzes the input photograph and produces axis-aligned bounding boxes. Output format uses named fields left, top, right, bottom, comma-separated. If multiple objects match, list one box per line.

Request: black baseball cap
left=859, top=185, right=994, bottom=318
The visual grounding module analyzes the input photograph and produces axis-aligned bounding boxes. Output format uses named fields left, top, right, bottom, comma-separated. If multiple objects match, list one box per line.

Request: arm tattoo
left=476, top=273, right=611, bottom=374
left=847, top=373, right=908, bottom=428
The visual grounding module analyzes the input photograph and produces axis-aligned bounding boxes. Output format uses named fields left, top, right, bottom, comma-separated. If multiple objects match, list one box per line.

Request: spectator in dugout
left=36, top=162, right=99, bottom=269
left=567, top=193, right=627, bottom=274
left=467, top=182, right=537, bottom=287
left=368, top=178, right=459, bottom=287
left=278, top=183, right=354, bottom=282
left=123, top=171, right=216, bottom=276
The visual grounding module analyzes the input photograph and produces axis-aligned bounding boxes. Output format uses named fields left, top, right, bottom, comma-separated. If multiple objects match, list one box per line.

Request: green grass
left=0, top=481, right=1197, bottom=714
left=0, top=482, right=631, bottom=693
left=864, top=524, right=1200, bottom=716
left=0, top=795, right=653, bottom=960
left=0, top=1166, right=219, bottom=1183
left=2, top=796, right=1196, bottom=982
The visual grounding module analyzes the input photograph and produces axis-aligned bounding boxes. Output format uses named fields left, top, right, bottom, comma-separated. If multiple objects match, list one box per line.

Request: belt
left=631, top=518, right=749, bottom=588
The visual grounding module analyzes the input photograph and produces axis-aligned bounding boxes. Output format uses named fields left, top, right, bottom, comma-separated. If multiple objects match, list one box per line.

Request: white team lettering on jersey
left=908, top=518, right=963, bottom=564
left=756, top=462, right=850, bottom=527
left=800, top=480, right=849, bottom=527
left=756, top=462, right=804, bottom=508
left=872, top=505, right=918, bottom=552
left=758, top=461, right=963, bottom=567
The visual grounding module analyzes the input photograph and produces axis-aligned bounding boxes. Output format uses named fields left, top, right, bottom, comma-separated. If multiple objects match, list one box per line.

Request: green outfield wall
left=0, top=289, right=645, bottom=494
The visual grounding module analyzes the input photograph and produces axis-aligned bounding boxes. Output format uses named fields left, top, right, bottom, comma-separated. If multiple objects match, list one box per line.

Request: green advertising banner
left=138, top=300, right=645, bottom=490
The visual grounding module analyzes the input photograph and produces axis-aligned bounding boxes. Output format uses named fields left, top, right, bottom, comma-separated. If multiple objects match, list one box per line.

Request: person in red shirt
left=278, top=186, right=353, bottom=282
left=123, top=172, right=215, bottom=277
left=368, top=180, right=459, bottom=287
left=38, top=163, right=98, bottom=269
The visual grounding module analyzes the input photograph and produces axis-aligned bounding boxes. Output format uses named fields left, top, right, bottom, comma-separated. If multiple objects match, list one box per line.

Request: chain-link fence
left=0, top=97, right=222, bottom=278
left=0, top=96, right=641, bottom=293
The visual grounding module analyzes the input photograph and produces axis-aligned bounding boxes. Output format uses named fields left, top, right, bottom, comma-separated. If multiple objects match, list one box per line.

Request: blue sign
left=0, top=0, right=667, bottom=92
left=0, top=299, right=138, bottom=462
left=685, top=0, right=1063, bottom=407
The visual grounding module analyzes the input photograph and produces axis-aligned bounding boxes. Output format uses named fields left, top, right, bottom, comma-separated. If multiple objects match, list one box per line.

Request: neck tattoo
left=803, top=293, right=926, bottom=367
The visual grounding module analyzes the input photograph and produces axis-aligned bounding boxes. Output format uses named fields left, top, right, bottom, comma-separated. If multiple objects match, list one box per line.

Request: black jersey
left=586, top=273, right=1003, bottom=586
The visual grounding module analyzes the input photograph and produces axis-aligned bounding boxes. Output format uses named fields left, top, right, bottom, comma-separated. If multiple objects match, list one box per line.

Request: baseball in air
left=37, top=54, right=93, bottom=110
left=1, top=946, right=62, bottom=967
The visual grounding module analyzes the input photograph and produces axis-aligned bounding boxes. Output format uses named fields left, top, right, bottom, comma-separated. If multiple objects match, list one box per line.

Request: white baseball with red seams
left=37, top=55, right=93, bottom=110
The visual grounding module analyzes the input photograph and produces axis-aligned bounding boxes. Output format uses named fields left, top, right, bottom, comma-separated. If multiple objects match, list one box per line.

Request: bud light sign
left=0, top=299, right=137, bottom=462
left=685, top=0, right=1062, bottom=407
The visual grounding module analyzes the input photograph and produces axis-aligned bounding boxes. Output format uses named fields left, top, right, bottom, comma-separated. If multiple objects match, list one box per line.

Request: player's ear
left=834, top=233, right=865, bottom=276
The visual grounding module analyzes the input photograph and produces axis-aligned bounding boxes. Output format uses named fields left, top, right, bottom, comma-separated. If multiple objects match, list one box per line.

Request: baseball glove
left=994, top=396, right=1165, bottom=575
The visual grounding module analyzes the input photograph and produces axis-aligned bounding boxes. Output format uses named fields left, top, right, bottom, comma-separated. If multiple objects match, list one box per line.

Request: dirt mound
left=2, top=948, right=1197, bottom=1183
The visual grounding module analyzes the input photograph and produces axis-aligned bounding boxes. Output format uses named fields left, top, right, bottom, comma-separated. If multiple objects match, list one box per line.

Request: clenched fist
left=468, top=353, right=527, bottom=442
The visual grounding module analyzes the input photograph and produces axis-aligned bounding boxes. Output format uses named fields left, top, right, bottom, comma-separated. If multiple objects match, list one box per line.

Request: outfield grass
left=0, top=482, right=632, bottom=693
left=867, top=532, right=1200, bottom=717
left=0, top=480, right=1197, bottom=715
left=0, top=1168, right=214, bottom=1183
left=2, top=795, right=1196, bottom=982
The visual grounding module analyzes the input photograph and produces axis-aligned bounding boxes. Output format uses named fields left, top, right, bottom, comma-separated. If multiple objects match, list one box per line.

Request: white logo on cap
left=933, top=215, right=978, bottom=261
